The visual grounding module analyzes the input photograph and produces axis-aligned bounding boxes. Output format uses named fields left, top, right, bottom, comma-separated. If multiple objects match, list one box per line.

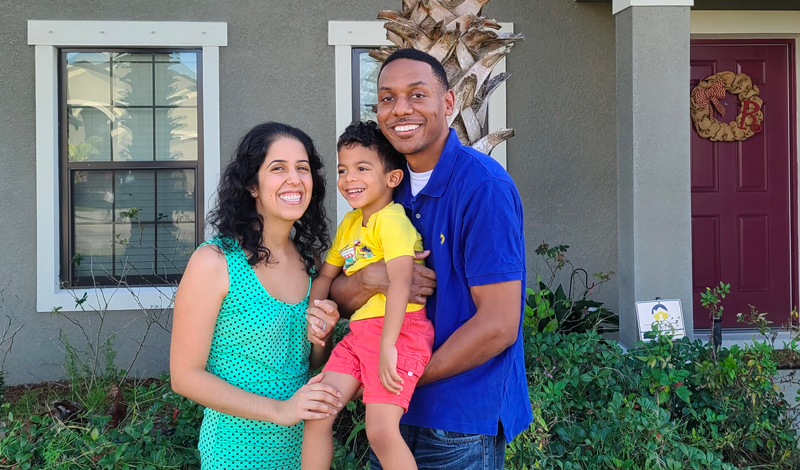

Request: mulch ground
left=776, top=349, right=800, bottom=369
left=3, top=377, right=163, bottom=415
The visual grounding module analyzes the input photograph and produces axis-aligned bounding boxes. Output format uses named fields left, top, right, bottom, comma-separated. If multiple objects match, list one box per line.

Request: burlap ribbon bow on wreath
left=690, top=71, right=763, bottom=142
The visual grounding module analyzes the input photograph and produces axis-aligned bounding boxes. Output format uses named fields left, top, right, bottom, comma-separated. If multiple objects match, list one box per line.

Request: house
left=1, top=0, right=798, bottom=384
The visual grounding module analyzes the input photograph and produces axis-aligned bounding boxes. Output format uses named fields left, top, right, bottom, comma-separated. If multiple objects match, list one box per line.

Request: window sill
left=40, top=285, right=176, bottom=313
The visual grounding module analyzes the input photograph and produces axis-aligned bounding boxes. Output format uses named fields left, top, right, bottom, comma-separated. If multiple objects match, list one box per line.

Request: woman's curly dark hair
left=206, top=122, right=330, bottom=277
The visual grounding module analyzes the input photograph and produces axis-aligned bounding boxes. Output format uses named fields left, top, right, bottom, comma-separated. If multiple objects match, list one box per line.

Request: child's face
left=337, top=144, right=401, bottom=211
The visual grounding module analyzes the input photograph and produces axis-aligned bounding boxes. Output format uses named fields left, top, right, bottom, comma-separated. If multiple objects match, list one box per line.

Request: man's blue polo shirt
left=394, top=129, right=532, bottom=443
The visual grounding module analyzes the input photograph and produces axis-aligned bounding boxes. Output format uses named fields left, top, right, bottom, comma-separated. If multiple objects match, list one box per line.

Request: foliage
left=506, top=312, right=800, bottom=470
left=0, top=378, right=202, bottom=470
left=525, top=243, right=618, bottom=335
left=701, top=282, right=731, bottom=320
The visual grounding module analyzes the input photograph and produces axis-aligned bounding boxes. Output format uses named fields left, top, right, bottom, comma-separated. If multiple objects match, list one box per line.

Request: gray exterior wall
left=615, top=6, right=693, bottom=347
left=0, top=0, right=617, bottom=384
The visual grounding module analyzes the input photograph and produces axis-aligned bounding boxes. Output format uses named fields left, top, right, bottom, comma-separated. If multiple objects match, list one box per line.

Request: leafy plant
left=701, top=281, right=731, bottom=320
left=525, top=243, right=618, bottom=335
left=511, top=320, right=800, bottom=470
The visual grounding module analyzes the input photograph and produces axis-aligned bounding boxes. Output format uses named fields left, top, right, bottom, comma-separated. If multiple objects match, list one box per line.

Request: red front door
left=691, top=41, right=796, bottom=329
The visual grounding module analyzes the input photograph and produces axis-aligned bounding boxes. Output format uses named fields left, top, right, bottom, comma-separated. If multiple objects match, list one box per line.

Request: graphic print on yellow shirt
left=340, top=240, right=375, bottom=272
left=326, top=202, right=425, bottom=322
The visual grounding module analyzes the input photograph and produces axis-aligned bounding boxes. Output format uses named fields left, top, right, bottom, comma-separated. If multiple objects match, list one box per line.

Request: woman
left=170, top=122, right=342, bottom=469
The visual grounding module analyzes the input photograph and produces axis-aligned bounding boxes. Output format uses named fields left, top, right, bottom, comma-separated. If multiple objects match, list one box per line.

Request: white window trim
left=328, top=20, right=512, bottom=223
left=612, top=0, right=694, bottom=15
left=28, top=20, right=227, bottom=312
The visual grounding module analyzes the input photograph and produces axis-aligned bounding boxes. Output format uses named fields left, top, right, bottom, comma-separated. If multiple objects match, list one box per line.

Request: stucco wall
left=485, top=0, right=619, bottom=317
left=0, top=0, right=617, bottom=384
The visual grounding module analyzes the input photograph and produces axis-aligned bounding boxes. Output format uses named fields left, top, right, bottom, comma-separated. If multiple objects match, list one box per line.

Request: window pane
left=156, top=108, right=198, bottom=161
left=157, top=222, right=195, bottom=275
left=115, top=170, right=155, bottom=223
left=358, top=51, right=380, bottom=121
left=73, top=171, right=113, bottom=224
left=68, top=108, right=111, bottom=162
left=113, top=61, right=153, bottom=106
left=112, top=107, right=154, bottom=161
left=112, top=52, right=153, bottom=63
left=157, top=169, right=196, bottom=222
left=154, top=52, right=198, bottom=64
left=116, top=223, right=156, bottom=276
left=66, top=52, right=110, bottom=107
left=73, top=223, right=114, bottom=279
left=155, top=59, right=198, bottom=106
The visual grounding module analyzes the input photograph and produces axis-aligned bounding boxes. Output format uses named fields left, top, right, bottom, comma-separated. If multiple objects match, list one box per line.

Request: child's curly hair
left=337, top=120, right=405, bottom=172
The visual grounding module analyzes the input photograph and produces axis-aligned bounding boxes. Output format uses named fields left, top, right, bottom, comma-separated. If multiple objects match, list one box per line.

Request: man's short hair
left=379, top=48, right=450, bottom=92
left=337, top=120, right=406, bottom=172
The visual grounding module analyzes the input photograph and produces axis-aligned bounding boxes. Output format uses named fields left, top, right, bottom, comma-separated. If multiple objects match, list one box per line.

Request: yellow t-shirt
left=326, top=202, right=425, bottom=322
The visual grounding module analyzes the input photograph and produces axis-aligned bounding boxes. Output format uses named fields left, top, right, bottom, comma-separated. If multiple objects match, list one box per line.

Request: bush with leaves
left=0, top=378, right=202, bottom=470
left=507, top=322, right=800, bottom=470
left=526, top=243, right=618, bottom=335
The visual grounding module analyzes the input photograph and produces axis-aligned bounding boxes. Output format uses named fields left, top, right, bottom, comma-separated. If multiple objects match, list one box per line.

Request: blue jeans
left=369, top=423, right=505, bottom=470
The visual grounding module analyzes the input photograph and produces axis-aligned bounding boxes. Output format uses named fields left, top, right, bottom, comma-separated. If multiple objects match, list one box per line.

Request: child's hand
left=306, top=321, right=325, bottom=347
left=379, top=344, right=404, bottom=394
left=306, top=299, right=340, bottom=347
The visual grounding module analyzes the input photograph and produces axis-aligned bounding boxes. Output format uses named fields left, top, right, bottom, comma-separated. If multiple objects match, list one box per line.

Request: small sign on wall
left=636, top=299, right=685, bottom=341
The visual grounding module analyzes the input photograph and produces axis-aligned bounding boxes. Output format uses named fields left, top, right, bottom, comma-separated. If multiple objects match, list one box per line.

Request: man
left=330, top=48, right=531, bottom=470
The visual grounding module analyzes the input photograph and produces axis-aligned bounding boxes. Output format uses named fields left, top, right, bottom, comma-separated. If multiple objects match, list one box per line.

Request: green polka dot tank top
left=197, top=236, right=312, bottom=470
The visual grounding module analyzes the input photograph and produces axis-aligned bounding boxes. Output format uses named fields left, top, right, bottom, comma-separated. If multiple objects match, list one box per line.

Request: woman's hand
left=277, top=373, right=343, bottom=426
left=306, top=299, right=340, bottom=347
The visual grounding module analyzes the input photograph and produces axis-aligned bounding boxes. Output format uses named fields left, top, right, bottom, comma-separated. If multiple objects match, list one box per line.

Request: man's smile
left=389, top=122, right=423, bottom=136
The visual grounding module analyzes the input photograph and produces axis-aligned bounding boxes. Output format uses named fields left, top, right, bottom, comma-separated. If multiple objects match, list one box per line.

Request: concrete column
left=616, top=4, right=694, bottom=347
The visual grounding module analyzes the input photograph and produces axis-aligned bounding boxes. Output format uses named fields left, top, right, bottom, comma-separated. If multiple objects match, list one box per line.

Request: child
left=301, top=121, right=434, bottom=470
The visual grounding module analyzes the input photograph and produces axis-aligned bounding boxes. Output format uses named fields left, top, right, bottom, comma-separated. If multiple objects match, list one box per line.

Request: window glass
left=354, top=49, right=381, bottom=122
left=63, top=50, right=201, bottom=287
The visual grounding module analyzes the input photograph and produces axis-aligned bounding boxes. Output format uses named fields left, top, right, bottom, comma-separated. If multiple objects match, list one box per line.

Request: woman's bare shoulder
left=181, top=244, right=229, bottom=291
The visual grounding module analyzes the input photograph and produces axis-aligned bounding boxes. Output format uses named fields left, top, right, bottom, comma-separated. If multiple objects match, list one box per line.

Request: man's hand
left=410, top=251, right=437, bottom=304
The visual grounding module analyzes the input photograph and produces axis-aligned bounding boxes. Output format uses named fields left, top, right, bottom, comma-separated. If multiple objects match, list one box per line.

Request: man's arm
left=418, top=280, right=521, bottom=386
left=329, top=251, right=436, bottom=317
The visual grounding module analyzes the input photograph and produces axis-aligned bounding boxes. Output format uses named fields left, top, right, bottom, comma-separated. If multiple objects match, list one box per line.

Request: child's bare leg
left=301, top=372, right=361, bottom=470
left=365, top=403, right=417, bottom=470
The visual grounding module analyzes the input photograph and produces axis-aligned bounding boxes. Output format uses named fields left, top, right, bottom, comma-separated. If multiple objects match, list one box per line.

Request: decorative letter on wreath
left=690, top=71, right=764, bottom=142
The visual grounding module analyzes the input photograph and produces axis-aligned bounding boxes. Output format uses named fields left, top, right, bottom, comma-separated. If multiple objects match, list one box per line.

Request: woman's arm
left=170, top=245, right=342, bottom=426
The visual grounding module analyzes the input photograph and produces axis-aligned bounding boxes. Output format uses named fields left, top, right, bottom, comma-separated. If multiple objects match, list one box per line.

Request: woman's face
left=252, top=137, right=313, bottom=225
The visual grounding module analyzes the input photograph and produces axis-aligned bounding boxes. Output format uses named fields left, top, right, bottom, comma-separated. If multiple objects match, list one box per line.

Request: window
left=61, top=50, right=202, bottom=287
left=352, top=48, right=381, bottom=122
left=29, top=20, right=226, bottom=311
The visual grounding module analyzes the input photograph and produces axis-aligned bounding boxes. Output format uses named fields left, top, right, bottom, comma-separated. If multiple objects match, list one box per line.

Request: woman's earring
left=251, top=191, right=256, bottom=197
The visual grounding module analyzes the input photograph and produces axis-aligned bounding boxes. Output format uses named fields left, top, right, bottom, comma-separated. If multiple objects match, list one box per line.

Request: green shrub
left=507, top=327, right=800, bottom=470
left=527, top=243, right=618, bottom=335
left=0, top=378, right=202, bottom=470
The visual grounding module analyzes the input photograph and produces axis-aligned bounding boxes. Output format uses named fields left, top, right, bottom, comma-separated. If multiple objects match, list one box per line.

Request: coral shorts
left=323, top=309, right=434, bottom=411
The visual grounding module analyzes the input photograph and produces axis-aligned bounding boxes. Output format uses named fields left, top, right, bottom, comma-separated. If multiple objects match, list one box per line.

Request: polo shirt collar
left=418, top=129, right=461, bottom=198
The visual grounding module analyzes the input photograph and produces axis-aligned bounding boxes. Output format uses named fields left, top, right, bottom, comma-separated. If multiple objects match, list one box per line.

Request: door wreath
left=690, top=71, right=763, bottom=142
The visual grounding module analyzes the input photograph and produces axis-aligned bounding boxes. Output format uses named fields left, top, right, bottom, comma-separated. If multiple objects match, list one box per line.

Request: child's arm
left=308, top=262, right=342, bottom=370
left=379, top=255, right=415, bottom=394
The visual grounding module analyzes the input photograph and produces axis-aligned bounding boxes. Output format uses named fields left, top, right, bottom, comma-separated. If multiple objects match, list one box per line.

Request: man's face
left=376, top=59, right=454, bottom=158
